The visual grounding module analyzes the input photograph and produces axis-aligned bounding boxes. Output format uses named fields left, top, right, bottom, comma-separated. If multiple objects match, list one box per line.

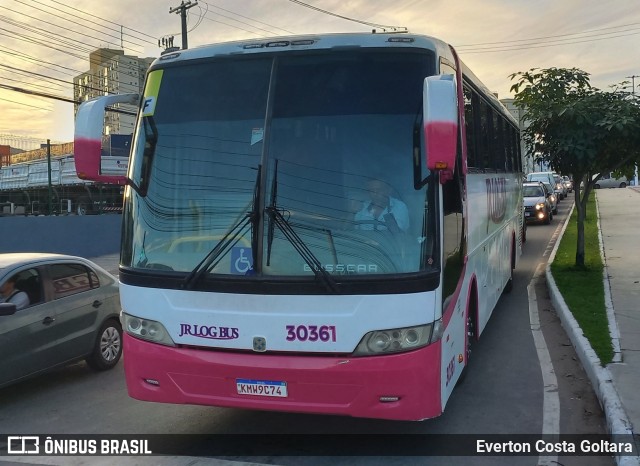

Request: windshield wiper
left=182, top=167, right=261, bottom=290
left=265, top=161, right=339, bottom=294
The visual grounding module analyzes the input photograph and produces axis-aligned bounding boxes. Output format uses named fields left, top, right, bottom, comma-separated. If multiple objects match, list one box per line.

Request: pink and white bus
left=75, top=32, right=523, bottom=421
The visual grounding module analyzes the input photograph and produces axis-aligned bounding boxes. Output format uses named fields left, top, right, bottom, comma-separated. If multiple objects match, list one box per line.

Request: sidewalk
left=547, top=187, right=640, bottom=466
left=600, top=188, right=640, bottom=436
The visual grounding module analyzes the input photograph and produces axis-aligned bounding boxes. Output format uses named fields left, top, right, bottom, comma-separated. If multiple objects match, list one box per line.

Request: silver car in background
left=562, top=176, right=573, bottom=193
left=553, top=174, right=567, bottom=199
left=540, top=181, right=558, bottom=214
left=523, top=182, right=553, bottom=224
left=0, top=253, right=122, bottom=389
left=593, top=172, right=628, bottom=189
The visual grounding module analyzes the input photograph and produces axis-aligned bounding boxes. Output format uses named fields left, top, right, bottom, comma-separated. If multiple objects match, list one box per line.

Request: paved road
left=0, top=200, right=615, bottom=465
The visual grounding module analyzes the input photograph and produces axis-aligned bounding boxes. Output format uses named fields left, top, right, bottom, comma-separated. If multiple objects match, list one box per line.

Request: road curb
left=545, top=200, right=639, bottom=466
left=595, top=191, right=623, bottom=363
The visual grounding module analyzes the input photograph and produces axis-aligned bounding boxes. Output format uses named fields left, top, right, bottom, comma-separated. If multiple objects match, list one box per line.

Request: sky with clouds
left=1, top=0, right=639, bottom=147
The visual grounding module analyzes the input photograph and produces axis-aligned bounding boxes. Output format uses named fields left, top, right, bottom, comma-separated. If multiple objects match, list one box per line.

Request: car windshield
left=523, top=186, right=544, bottom=197
left=121, top=50, right=438, bottom=284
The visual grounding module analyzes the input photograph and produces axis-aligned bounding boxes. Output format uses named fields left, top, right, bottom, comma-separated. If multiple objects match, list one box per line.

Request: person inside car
left=0, top=275, right=30, bottom=310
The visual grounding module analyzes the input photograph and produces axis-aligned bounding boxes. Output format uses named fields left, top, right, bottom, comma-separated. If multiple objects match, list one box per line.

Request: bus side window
left=478, top=99, right=491, bottom=171
left=463, top=85, right=477, bottom=169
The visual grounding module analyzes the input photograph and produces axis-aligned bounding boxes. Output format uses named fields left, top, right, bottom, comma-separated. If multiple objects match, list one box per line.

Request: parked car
left=523, top=182, right=553, bottom=224
left=593, top=172, right=628, bottom=189
left=0, top=253, right=122, bottom=389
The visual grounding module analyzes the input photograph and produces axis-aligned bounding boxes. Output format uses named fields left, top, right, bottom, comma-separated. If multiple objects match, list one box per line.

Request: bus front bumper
left=123, top=333, right=442, bottom=421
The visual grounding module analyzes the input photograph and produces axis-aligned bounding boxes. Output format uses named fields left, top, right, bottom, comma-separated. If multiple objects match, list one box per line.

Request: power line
left=41, top=0, right=159, bottom=43
left=198, top=0, right=295, bottom=36
left=200, top=0, right=295, bottom=35
left=0, top=72, right=66, bottom=93
left=0, top=96, right=51, bottom=111
left=457, top=29, right=640, bottom=54
left=286, top=0, right=405, bottom=31
left=16, top=0, right=151, bottom=50
left=198, top=10, right=269, bottom=37
left=0, top=83, right=137, bottom=115
left=455, top=20, right=640, bottom=54
left=0, top=18, right=151, bottom=84
left=456, top=21, right=640, bottom=48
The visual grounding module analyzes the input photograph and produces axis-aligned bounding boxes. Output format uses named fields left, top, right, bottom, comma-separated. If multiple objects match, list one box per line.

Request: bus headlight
left=353, top=320, right=443, bottom=356
left=121, top=312, right=175, bottom=346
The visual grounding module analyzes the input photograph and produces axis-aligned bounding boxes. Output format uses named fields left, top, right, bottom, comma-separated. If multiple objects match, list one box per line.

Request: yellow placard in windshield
left=141, top=70, right=164, bottom=117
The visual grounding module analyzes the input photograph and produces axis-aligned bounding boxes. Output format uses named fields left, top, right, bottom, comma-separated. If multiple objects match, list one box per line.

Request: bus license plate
left=236, top=379, right=288, bottom=397
left=525, top=212, right=531, bottom=217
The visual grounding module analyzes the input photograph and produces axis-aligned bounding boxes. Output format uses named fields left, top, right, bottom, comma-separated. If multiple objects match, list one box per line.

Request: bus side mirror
left=423, top=75, right=458, bottom=183
left=74, top=93, right=139, bottom=185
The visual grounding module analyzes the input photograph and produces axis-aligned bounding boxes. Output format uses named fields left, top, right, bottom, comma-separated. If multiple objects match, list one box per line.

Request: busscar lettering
left=303, top=264, right=378, bottom=273
left=179, top=323, right=239, bottom=340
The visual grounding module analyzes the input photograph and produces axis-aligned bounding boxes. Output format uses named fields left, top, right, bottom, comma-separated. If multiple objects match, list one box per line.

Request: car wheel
left=619, top=182, right=627, bottom=188
left=594, top=184, right=601, bottom=189
left=86, top=318, right=123, bottom=371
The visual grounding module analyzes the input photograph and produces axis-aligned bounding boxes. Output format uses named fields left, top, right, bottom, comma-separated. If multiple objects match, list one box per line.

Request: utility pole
left=47, top=139, right=53, bottom=215
left=626, top=75, right=639, bottom=95
left=169, top=1, right=198, bottom=50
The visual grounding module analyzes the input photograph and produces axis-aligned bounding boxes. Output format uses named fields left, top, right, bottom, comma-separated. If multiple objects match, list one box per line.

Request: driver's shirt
left=0, top=290, right=30, bottom=310
left=354, top=197, right=410, bottom=232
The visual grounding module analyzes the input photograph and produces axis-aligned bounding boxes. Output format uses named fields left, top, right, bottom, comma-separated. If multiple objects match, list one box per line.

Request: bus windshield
left=122, top=50, right=438, bottom=285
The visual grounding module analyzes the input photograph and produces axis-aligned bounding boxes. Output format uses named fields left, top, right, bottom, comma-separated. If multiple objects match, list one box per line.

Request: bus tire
left=86, top=319, right=123, bottom=371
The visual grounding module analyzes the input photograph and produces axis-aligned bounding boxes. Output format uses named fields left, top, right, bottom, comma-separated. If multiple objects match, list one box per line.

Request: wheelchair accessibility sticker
left=230, top=247, right=253, bottom=274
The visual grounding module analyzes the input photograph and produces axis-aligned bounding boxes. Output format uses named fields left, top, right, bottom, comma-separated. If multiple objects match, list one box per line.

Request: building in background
left=500, top=98, right=542, bottom=174
left=73, top=49, right=154, bottom=135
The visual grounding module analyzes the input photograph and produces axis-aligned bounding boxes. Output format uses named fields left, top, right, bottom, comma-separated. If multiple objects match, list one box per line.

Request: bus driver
left=354, top=179, right=409, bottom=234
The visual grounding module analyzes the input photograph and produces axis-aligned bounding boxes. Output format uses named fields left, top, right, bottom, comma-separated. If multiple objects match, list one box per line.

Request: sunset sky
left=1, top=0, right=639, bottom=147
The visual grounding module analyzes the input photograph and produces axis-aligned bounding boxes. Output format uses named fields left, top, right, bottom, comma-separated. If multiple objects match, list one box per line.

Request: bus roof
left=153, top=32, right=452, bottom=66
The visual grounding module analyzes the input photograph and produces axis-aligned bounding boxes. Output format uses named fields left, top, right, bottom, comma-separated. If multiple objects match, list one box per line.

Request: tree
left=510, top=67, right=640, bottom=267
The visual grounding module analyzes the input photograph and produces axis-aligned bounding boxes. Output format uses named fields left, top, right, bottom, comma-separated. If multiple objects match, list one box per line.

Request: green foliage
left=511, top=67, right=640, bottom=266
left=550, top=195, right=613, bottom=364
left=510, top=68, right=640, bottom=180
